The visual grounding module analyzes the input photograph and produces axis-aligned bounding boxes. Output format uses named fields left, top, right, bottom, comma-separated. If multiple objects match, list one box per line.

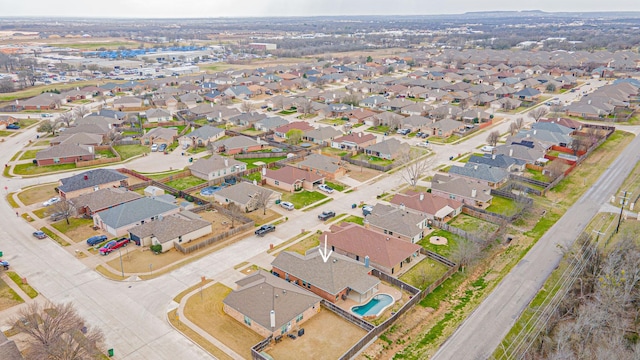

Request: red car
left=99, top=238, right=130, bottom=255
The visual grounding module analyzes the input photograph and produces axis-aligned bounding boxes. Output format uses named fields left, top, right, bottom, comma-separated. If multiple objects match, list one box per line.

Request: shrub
left=150, top=244, right=162, bottom=254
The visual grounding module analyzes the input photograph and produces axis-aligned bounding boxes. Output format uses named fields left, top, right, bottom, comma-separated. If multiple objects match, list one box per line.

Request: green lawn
left=318, top=118, right=346, bottom=126
left=113, top=145, right=150, bottom=160
left=5, top=271, right=38, bottom=299
left=278, top=110, right=297, bottom=115
left=244, top=172, right=261, bottom=182
left=51, top=217, right=94, bottom=234
left=417, top=229, right=460, bottom=257
left=0, top=130, right=16, bottom=137
left=19, top=118, right=40, bottom=127
left=13, top=162, right=76, bottom=176
left=95, top=149, right=116, bottom=158
left=448, top=213, right=499, bottom=235
left=282, top=190, right=327, bottom=209
left=165, top=176, right=207, bottom=190
left=526, top=168, right=548, bottom=182
left=236, top=156, right=286, bottom=169
left=352, top=153, right=393, bottom=166
left=142, top=169, right=185, bottom=180
left=341, top=215, right=364, bottom=226
left=367, top=125, right=391, bottom=134
left=19, top=149, right=40, bottom=160
left=486, top=196, right=519, bottom=216
left=399, top=258, right=450, bottom=291
left=321, top=147, right=348, bottom=157
left=324, top=181, right=345, bottom=192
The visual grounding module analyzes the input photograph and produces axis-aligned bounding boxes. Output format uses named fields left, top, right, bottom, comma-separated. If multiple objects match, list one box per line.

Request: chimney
left=210, top=102, right=213, bottom=107
left=358, top=132, right=362, bottom=138
left=419, top=193, right=424, bottom=201
left=509, top=149, right=513, bottom=157
left=364, top=256, right=370, bottom=268
left=473, top=164, right=478, bottom=170
left=533, top=130, right=537, bottom=135
left=448, top=108, right=452, bottom=115
left=492, top=154, right=496, bottom=160
left=471, top=188, right=477, bottom=198
left=351, top=104, right=354, bottom=110
left=224, top=159, right=228, bottom=167
left=270, top=310, right=276, bottom=329
left=588, top=99, right=591, bottom=105
left=374, top=98, right=377, bottom=105
left=262, top=167, right=267, bottom=176
left=400, top=203, right=405, bottom=211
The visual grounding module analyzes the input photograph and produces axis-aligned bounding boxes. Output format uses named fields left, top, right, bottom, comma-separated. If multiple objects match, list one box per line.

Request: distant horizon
left=1, top=0, right=639, bottom=19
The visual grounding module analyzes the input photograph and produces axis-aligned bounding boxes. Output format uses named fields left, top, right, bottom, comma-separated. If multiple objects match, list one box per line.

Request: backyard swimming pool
left=351, top=294, right=394, bottom=318
left=200, top=186, right=224, bottom=196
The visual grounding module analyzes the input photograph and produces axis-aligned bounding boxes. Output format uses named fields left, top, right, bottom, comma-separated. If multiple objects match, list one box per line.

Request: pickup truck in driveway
left=318, top=211, right=336, bottom=221
left=254, top=224, right=275, bottom=237
left=99, top=238, right=130, bottom=255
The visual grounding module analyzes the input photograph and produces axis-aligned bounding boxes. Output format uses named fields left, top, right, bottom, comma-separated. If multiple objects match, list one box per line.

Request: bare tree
left=509, top=122, right=519, bottom=136
left=299, top=99, right=314, bottom=116
left=74, top=105, right=91, bottom=119
left=545, top=160, right=566, bottom=181
left=0, top=77, right=14, bottom=93
left=58, top=111, right=75, bottom=128
left=11, top=302, right=104, bottom=360
left=51, top=200, right=76, bottom=225
left=253, top=188, right=273, bottom=215
left=529, top=107, right=548, bottom=122
left=514, top=117, right=524, bottom=131
left=226, top=202, right=244, bottom=229
left=240, top=101, right=254, bottom=113
left=451, top=237, right=481, bottom=273
left=486, top=130, right=500, bottom=146
left=398, top=149, right=433, bottom=189
left=37, top=121, right=55, bottom=135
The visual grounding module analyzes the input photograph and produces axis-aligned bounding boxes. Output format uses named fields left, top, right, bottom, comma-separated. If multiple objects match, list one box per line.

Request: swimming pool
left=200, top=186, right=223, bottom=196
left=351, top=294, right=394, bottom=318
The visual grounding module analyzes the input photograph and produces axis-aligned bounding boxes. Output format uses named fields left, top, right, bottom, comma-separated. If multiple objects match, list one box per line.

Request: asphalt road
left=432, top=131, right=640, bottom=359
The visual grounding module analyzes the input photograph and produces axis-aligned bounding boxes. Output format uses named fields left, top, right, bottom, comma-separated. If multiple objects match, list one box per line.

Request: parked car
left=254, top=224, right=276, bottom=237
left=362, top=205, right=373, bottom=216
left=420, top=133, right=429, bottom=138
left=42, top=197, right=60, bottom=207
left=86, top=235, right=108, bottom=246
left=33, top=231, right=47, bottom=239
left=182, top=143, right=189, bottom=150
left=151, top=144, right=159, bottom=152
left=318, top=210, right=336, bottom=221
left=6, top=123, right=20, bottom=130
left=480, top=145, right=495, bottom=153
left=99, top=238, right=130, bottom=255
left=318, top=184, right=334, bottom=194
left=396, top=128, right=410, bottom=135
left=280, top=201, right=295, bottom=211
left=417, top=141, right=430, bottom=148
left=0, top=260, right=8, bottom=270
left=158, top=143, right=167, bottom=152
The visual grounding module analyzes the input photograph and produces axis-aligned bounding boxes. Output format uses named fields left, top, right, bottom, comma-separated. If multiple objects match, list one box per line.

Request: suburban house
left=494, top=142, right=547, bottom=164
left=179, top=125, right=225, bottom=148
left=431, top=173, right=493, bottom=208
left=514, top=127, right=574, bottom=148
left=62, top=123, right=111, bottom=137
left=448, top=162, right=509, bottom=188
left=467, top=153, right=526, bottom=172
left=228, top=112, right=267, bottom=127
left=49, top=133, right=103, bottom=147
left=69, top=188, right=142, bottom=216
left=389, top=191, right=463, bottom=221
left=273, top=121, right=314, bottom=141
left=0, top=115, right=17, bottom=129
left=294, top=154, right=347, bottom=180
left=58, top=169, right=129, bottom=200
left=264, top=166, right=325, bottom=192
left=92, top=197, right=180, bottom=236
left=189, top=155, right=247, bottom=181
left=35, top=144, right=95, bottom=166
left=364, top=203, right=428, bottom=243
left=254, top=116, right=289, bottom=132
left=399, top=115, right=431, bottom=132
left=223, top=270, right=322, bottom=338
left=302, top=126, right=343, bottom=146
left=113, top=96, right=144, bottom=111
left=128, top=212, right=211, bottom=252
left=364, top=138, right=410, bottom=160
left=224, top=85, right=253, bottom=99
left=145, top=108, right=173, bottom=123
left=178, top=93, right=203, bottom=108
left=331, top=132, right=377, bottom=151
left=513, top=87, right=541, bottom=102
left=425, top=118, right=466, bottom=138
left=271, top=251, right=380, bottom=304
left=141, top=127, right=177, bottom=146
left=0, top=331, right=22, bottom=360
left=209, top=135, right=264, bottom=155
left=213, top=182, right=281, bottom=212
left=18, top=92, right=65, bottom=110
left=324, top=223, right=422, bottom=275
left=346, top=108, right=377, bottom=123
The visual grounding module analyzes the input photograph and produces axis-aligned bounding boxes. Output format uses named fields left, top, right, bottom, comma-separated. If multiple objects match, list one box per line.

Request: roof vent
left=332, top=258, right=337, bottom=263
left=84, top=175, right=89, bottom=180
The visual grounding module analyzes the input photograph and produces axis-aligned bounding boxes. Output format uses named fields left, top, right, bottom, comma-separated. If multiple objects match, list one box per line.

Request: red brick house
left=35, top=144, right=95, bottom=166
left=264, top=166, right=325, bottom=192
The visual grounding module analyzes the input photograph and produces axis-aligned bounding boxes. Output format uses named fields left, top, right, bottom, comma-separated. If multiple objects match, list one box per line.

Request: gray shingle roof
left=36, top=144, right=94, bottom=161
left=366, top=203, right=425, bottom=238
left=431, top=174, right=493, bottom=202
left=185, top=125, right=224, bottom=140
left=271, top=251, right=379, bottom=295
left=468, top=153, right=525, bottom=169
left=190, top=155, right=245, bottom=175
left=69, top=187, right=141, bottom=210
left=223, top=270, right=321, bottom=332
left=127, top=214, right=210, bottom=244
left=215, top=182, right=277, bottom=208
left=296, top=154, right=341, bottom=173
left=211, top=135, right=260, bottom=150
left=448, top=163, right=509, bottom=184
left=0, top=331, right=23, bottom=360
left=95, top=197, right=179, bottom=229
left=59, top=169, right=128, bottom=193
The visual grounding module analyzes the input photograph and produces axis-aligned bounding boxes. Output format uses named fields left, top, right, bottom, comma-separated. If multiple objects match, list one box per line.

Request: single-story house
left=223, top=270, right=322, bottom=338
left=294, top=154, right=347, bottom=180
left=19, top=92, right=65, bottom=110
left=364, top=203, right=428, bottom=243
left=425, top=118, right=466, bottom=138
left=189, top=155, right=247, bottom=181
left=302, top=126, right=343, bottom=146
left=69, top=188, right=142, bottom=216
left=448, top=162, right=509, bottom=188
left=213, top=182, right=281, bottom=212
left=92, top=197, right=180, bottom=237
left=431, top=173, right=493, bottom=208
left=141, top=127, right=177, bottom=146
left=113, top=96, right=143, bottom=110
left=35, top=144, right=95, bottom=166
left=254, top=116, right=289, bottom=132
left=58, top=168, right=129, bottom=200
left=271, top=251, right=380, bottom=304
left=264, top=166, right=325, bottom=193
left=49, top=133, right=103, bottom=147
left=331, top=132, right=377, bottom=151
left=324, top=223, right=422, bottom=276
left=128, top=213, right=211, bottom=252
left=389, top=191, right=462, bottom=221
left=468, top=153, right=526, bottom=172
left=145, top=108, right=173, bottom=123
left=273, top=121, right=314, bottom=140
left=179, top=125, right=225, bottom=148
left=364, top=138, right=410, bottom=160
left=209, top=136, right=264, bottom=155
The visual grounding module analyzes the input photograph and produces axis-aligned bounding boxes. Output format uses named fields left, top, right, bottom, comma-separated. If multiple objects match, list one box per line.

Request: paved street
left=433, top=128, right=640, bottom=359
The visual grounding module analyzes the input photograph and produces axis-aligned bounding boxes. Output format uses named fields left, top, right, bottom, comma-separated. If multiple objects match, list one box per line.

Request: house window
left=53, top=157, right=60, bottom=163
left=244, top=316, right=251, bottom=326
left=178, top=236, right=183, bottom=243
left=285, top=273, right=289, bottom=281
left=296, top=314, right=303, bottom=323
left=307, top=283, right=311, bottom=289
left=275, top=180, right=279, bottom=185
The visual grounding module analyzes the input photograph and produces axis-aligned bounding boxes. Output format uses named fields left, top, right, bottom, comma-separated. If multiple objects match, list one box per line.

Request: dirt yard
left=343, top=163, right=382, bottom=183
left=53, top=218, right=103, bottom=243
left=0, top=278, right=23, bottom=311
left=16, top=183, right=58, bottom=206
left=106, top=246, right=186, bottom=273
left=265, top=308, right=368, bottom=360
left=196, top=209, right=234, bottom=230
left=243, top=208, right=281, bottom=225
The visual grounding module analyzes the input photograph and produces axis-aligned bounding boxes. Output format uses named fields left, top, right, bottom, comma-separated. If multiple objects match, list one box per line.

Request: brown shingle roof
left=265, top=166, right=324, bottom=185
left=390, top=192, right=462, bottom=217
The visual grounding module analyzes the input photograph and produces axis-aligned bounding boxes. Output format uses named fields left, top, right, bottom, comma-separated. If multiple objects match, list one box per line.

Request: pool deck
left=337, top=282, right=403, bottom=314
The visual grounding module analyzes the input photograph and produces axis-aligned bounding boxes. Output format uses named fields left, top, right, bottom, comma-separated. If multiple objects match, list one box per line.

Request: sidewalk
left=0, top=271, right=46, bottom=331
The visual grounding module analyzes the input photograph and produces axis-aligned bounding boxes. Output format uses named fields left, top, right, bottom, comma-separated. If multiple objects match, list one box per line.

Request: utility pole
left=616, top=190, right=631, bottom=233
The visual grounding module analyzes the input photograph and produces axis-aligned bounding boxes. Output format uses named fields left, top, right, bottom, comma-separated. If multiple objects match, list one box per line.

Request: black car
left=254, top=224, right=275, bottom=237
left=86, top=235, right=108, bottom=246
left=318, top=211, right=336, bottom=221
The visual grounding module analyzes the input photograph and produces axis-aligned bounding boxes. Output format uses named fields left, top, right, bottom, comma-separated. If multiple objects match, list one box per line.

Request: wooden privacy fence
left=174, top=222, right=254, bottom=254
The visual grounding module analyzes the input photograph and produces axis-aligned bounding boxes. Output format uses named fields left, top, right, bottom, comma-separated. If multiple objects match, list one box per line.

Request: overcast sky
left=1, top=0, right=639, bottom=18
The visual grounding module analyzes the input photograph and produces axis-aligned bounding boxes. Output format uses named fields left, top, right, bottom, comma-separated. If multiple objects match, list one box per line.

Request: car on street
left=6, top=123, right=20, bottom=130
left=480, top=145, right=495, bottom=153
left=318, top=184, right=334, bottom=193
left=280, top=201, right=295, bottom=211
left=33, top=231, right=47, bottom=239
left=0, top=260, right=8, bottom=270
left=318, top=210, right=336, bottom=221
left=151, top=144, right=159, bottom=152
left=42, top=197, right=61, bottom=207
left=99, top=238, right=130, bottom=255
left=254, top=224, right=276, bottom=237
left=86, top=235, right=108, bottom=246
